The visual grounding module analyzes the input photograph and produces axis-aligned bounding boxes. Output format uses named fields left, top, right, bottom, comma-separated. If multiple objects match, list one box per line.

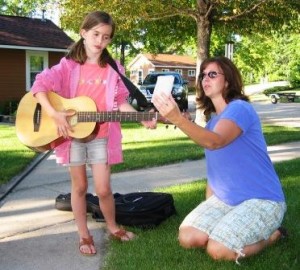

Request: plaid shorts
left=68, top=138, right=107, bottom=166
left=180, top=195, right=286, bottom=256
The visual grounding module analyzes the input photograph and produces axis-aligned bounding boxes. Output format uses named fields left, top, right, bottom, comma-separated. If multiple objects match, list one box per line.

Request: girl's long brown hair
left=196, top=56, right=249, bottom=121
left=66, top=11, right=115, bottom=67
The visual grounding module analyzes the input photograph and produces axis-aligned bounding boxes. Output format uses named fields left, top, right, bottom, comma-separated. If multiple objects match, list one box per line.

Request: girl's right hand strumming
left=51, top=110, right=74, bottom=138
left=34, top=92, right=73, bottom=138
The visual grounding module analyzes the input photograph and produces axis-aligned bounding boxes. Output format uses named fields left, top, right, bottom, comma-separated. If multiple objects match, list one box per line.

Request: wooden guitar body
left=16, top=92, right=97, bottom=150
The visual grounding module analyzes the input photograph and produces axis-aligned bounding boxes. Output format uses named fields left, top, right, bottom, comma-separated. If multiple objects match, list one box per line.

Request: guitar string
left=76, top=112, right=158, bottom=122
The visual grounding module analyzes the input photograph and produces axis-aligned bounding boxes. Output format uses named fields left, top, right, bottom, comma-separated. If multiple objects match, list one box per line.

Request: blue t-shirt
left=205, top=100, right=285, bottom=206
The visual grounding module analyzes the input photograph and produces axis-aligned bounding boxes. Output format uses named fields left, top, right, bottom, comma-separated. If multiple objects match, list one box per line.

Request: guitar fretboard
left=77, top=111, right=158, bottom=123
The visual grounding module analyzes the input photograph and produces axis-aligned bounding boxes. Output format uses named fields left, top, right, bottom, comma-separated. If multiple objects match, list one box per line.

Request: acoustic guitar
left=15, top=92, right=164, bottom=152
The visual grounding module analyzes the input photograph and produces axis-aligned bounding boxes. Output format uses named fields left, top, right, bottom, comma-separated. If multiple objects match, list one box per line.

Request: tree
left=60, top=0, right=300, bottom=69
left=283, top=34, right=300, bottom=86
left=0, top=0, right=61, bottom=25
left=0, top=0, right=48, bottom=16
left=233, top=34, right=274, bottom=83
left=232, top=32, right=300, bottom=85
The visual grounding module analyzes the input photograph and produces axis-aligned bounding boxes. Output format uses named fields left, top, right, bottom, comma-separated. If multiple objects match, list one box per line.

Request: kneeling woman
left=152, top=56, right=286, bottom=263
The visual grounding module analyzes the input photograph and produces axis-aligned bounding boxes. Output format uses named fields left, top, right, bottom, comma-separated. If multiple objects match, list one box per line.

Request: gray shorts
left=180, top=195, right=286, bottom=256
left=68, top=138, right=108, bottom=166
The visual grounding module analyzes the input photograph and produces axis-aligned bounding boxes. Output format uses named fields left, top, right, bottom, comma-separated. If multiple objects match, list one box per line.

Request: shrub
left=0, top=100, right=19, bottom=115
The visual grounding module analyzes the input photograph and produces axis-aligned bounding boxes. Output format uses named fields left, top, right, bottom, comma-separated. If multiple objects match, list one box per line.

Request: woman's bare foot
left=269, top=227, right=288, bottom=245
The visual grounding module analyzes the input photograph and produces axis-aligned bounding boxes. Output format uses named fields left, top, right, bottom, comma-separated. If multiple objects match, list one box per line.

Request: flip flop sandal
left=110, top=229, right=135, bottom=242
left=79, top=236, right=97, bottom=256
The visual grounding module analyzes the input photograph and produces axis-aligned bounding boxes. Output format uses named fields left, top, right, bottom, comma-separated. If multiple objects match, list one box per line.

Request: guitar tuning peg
left=165, top=125, right=169, bottom=129
left=174, top=126, right=177, bottom=129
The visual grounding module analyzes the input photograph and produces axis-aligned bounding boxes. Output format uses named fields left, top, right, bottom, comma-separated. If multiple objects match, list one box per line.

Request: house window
left=162, top=69, right=169, bottom=72
left=188, top=70, right=196, bottom=77
left=175, top=69, right=182, bottom=75
left=26, top=51, right=48, bottom=90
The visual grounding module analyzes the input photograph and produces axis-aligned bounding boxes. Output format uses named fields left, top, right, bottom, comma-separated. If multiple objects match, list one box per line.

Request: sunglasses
left=199, top=71, right=224, bottom=81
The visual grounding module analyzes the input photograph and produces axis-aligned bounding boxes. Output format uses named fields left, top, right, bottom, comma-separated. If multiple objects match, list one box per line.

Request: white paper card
left=153, top=75, right=174, bottom=96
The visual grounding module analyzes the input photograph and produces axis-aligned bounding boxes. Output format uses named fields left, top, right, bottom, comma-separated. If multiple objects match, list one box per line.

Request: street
left=188, top=86, right=300, bottom=128
left=252, top=101, right=300, bottom=128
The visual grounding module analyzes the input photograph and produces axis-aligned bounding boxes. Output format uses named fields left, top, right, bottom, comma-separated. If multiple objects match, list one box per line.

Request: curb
left=0, top=151, right=52, bottom=203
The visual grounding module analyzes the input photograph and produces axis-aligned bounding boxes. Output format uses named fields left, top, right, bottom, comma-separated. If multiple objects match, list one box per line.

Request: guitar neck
left=77, top=111, right=159, bottom=123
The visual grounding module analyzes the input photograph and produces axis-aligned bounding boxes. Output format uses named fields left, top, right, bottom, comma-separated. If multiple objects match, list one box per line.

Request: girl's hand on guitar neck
left=118, top=102, right=157, bottom=129
left=141, top=108, right=157, bottom=129
left=141, top=118, right=157, bottom=129
left=152, top=92, right=188, bottom=127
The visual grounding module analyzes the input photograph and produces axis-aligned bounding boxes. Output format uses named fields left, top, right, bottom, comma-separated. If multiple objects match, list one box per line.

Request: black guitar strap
left=107, top=57, right=148, bottom=108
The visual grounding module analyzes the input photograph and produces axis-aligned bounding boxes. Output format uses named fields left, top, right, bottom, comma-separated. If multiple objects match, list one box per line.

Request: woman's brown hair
left=66, top=11, right=115, bottom=67
left=196, top=56, right=249, bottom=121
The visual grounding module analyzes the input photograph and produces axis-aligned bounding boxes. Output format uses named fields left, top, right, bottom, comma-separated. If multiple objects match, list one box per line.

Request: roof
left=0, top=14, right=73, bottom=50
left=143, top=53, right=196, bottom=67
left=128, top=53, right=197, bottom=69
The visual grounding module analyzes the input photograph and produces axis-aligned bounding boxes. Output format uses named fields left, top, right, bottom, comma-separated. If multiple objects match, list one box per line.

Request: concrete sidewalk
left=1, top=140, right=300, bottom=270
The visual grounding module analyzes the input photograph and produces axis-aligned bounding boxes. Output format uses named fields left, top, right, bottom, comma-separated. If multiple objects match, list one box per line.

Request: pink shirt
left=31, top=57, right=129, bottom=165
left=77, top=63, right=109, bottom=138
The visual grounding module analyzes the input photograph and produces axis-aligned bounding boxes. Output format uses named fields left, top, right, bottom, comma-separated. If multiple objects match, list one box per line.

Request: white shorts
left=68, top=138, right=108, bottom=166
left=180, top=195, right=286, bottom=255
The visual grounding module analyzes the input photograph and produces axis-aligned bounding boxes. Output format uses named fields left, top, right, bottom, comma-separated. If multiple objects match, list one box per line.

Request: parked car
left=130, top=72, right=189, bottom=111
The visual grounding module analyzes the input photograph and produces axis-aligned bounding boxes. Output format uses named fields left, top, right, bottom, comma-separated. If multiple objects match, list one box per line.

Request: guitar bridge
left=33, top=103, right=42, bottom=132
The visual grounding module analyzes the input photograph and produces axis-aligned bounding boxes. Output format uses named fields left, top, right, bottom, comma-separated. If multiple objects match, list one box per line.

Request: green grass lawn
left=0, top=125, right=38, bottom=185
left=102, top=158, right=300, bottom=270
left=1, top=123, right=300, bottom=185
left=112, top=123, right=205, bottom=173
